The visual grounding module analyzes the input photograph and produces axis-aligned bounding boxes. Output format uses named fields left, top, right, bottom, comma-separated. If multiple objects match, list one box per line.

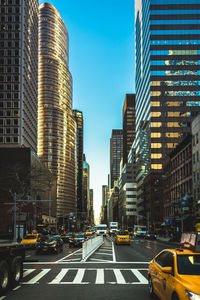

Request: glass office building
left=135, top=0, right=200, bottom=170
left=122, top=94, right=136, bottom=166
left=72, top=110, right=84, bottom=223
left=135, top=0, right=200, bottom=211
left=38, top=3, right=76, bottom=219
left=110, top=129, right=123, bottom=188
left=0, top=0, right=38, bottom=152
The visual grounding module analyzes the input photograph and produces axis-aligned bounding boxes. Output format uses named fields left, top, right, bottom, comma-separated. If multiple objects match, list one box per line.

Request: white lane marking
left=71, top=269, right=89, bottom=284
left=62, top=258, right=81, bottom=262
left=112, top=269, right=126, bottom=284
left=0, top=296, right=6, bottom=300
left=89, top=258, right=113, bottom=262
left=56, top=248, right=82, bottom=263
left=94, top=252, right=112, bottom=256
left=49, top=269, right=69, bottom=284
left=12, top=286, right=21, bottom=291
left=23, top=269, right=35, bottom=277
left=112, top=241, right=116, bottom=262
left=23, top=269, right=51, bottom=284
left=24, top=261, right=150, bottom=265
left=25, top=255, right=31, bottom=258
left=146, top=246, right=151, bottom=249
left=131, top=269, right=148, bottom=284
left=95, top=269, right=104, bottom=284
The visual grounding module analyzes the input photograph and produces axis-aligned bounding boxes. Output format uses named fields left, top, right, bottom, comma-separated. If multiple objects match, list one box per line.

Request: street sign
left=180, top=232, right=197, bottom=250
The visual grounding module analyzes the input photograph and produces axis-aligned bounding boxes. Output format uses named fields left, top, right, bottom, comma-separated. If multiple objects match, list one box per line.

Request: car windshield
left=177, top=254, right=200, bottom=275
left=118, top=231, right=129, bottom=235
left=96, top=226, right=107, bottom=230
left=24, top=235, right=37, bottom=239
left=76, top=234, right=84, bottom=238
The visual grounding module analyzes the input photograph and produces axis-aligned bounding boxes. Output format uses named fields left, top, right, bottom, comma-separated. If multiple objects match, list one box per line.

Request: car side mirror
left=162, top=266, right=172, bottom=274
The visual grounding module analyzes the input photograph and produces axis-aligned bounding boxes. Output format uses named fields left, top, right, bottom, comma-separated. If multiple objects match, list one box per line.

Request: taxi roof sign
left=180, top=232, right=199, bottom=250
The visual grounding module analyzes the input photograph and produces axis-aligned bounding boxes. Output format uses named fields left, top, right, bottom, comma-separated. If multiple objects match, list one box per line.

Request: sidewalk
left=157, top=235, right=179, bottom=247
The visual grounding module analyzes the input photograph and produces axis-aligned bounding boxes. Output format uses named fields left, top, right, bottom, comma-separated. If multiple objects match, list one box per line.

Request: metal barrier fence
left=82, top=235, right=103, bottom=261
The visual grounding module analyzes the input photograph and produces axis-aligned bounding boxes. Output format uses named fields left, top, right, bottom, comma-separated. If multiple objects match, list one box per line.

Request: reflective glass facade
left=123, top=94, right=136, bottom=166
left=0, top=0, right=38, bottom=151
left=38, top=3, right=76, bottom=218
left=135, top=0, right=200, bottom=175
left=110, top=129, right=123, bottom=188
left=72, top=110, right=84, bottom=221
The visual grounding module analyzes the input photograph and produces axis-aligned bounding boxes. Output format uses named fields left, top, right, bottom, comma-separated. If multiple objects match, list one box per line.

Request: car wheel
left=148, top=275, right=155, bottom=298
left=0, top=260, right=10, bottom=295
left=172, top=293, right=179, bottom=300
left=10, top=257, right=23, bottom=287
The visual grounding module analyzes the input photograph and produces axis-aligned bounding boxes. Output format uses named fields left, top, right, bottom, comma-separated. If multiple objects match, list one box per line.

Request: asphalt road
left=1, top=237, right=175, bottom=300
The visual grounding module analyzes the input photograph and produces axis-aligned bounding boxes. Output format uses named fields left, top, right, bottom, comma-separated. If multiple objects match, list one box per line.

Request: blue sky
left=40, top=0, right=135, bottom=220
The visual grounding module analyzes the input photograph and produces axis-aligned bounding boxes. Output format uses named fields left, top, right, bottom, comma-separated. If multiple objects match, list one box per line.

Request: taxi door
left=158, top=252, right=176, bottom=300
left=153, top=251, right=169, bottom=299
left=153, top=251, right=175, bottom=300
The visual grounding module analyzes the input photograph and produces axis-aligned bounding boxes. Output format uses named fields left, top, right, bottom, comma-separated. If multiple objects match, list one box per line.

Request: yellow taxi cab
left=84, top=230, right=93, bottom=237
left=22, top=233, right=41, bottom=248
left=148, top=232, right=200, bottom=300
left=115, top=230, right=130, bottom=245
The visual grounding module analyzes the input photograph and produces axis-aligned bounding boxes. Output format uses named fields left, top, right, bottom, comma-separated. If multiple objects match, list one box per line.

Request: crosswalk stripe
left=23, top=269, right=51, bottom=284
left=23, top=269, right=35, bottom=278
left=113, top=269, right=126, bottom=284
left=72, top=269, right=89, bottom=284
left=95, top=269, right=104, bottom=284
left=131, top=269, right=148, bottom=284
left=22, top=268, right=148, bottom=285
left=49, top=269, right=69, bottom=284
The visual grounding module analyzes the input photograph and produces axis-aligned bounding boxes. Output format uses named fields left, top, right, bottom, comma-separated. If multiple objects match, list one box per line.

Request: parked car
left=36, top=235, right=63, bottom=254
left=69, top=233, right=86, bottom=247
left=21, top=233, right=42, bottom=249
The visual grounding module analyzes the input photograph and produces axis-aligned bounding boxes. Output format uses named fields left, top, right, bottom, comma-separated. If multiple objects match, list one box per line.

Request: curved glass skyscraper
left=38, top=3, right=76, bottom=219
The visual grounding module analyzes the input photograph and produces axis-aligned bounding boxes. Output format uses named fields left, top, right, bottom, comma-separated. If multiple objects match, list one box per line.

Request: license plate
left=42, top=248, right=47, bottom=251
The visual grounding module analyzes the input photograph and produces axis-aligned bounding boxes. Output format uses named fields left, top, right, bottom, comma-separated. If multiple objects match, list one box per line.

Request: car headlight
left=50, top=244, right=57, bottom=247
left=186, top=290, right=200, bottom=300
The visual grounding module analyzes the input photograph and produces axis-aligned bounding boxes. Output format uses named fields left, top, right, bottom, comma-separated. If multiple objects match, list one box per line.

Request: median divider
left=82, top=235, right=104, bottom=262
